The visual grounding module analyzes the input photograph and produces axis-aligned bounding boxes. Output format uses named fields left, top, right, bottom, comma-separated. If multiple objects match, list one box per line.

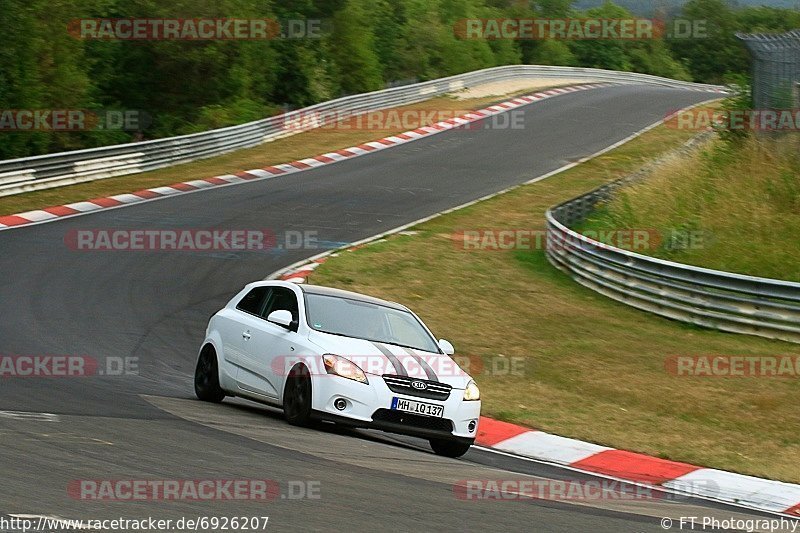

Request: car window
left=261, top=287, right=299, bottom=323
left=304, top=293, right=439, bottom=353
left=236, top=287, right=270, bottom=316
left=387, top=313, right=422, bottom=342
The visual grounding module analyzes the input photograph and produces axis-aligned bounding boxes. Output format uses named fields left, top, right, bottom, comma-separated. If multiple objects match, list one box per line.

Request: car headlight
left=323, top=354, right=368, bottom=384
left=463, top=380, right=480, bottom=401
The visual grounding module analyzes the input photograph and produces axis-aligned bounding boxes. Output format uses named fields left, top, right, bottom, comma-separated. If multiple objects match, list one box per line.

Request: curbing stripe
left=234, top=171, right=259, bottom=180
left=492, top=431, right=612, bottom=465
left=109, top=193, right=149, bottom=203
left=364, top=141, right=391, bottom=149
left=0, top=82, right=716, bottom=232
left=43, top=205, right=80, bottom=216
left=262, top=166, right=286, bottom=175
left=281, top=269, right=314, bottom=281
left=477, top=421, right=800, bottom=517
left=148, top=185, right=185, bottom=194
left=320, top=153, right=347, bottom=161
left=664, top=469, right=800, bottom=514
left=89, top=197, right=123, bottom=208
left=13, top=210, right=58, bottom=222
left=181, top=179, right=217, bottom=189
left=297, top=158, right=326, bottom=168
left=475, top=416, right=531, bottom=446
left=784, top=503, right=800, bottom=517
left=237, top=169, right=273, bottom=179
left=169, top=182, right=200, bottom=191
left=571, top=449, right=701, bottom=485
left=131, top=189, right=161, bottom=198
left=272, top=164, right=300, bottom=173
left=202, top=177, right=230, bottom=185
left=0, top=215, right=37, bottom=226
left=64, top=201, right=104, bottom=212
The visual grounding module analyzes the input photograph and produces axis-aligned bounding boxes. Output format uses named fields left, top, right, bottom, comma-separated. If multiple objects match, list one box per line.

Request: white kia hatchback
left=195, top=281, right=481, bottom=457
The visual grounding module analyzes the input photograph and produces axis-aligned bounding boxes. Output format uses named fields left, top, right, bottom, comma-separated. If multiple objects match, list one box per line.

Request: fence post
left=737, top=30, right=800, bottom=110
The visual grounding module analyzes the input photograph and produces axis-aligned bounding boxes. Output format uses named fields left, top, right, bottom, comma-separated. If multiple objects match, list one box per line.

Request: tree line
left=1, top=0, right=798, bottom=160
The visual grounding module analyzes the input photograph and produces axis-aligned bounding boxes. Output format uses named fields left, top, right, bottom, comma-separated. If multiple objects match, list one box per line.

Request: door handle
left=242, top=331, right=251, bottom=340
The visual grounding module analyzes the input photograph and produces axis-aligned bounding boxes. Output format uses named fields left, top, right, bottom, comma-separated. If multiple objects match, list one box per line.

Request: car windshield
left=304, top=293, right=439, bottom=353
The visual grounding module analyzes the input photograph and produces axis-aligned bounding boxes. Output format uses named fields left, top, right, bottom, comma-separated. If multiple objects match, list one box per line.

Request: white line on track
left=0, top=410, right=59, bottom=421
left=472, top=445, right=798, bottom=521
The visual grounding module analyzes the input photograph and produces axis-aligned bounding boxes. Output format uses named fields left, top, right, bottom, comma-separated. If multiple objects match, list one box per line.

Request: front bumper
left=310, top=373, right=480, bottom=442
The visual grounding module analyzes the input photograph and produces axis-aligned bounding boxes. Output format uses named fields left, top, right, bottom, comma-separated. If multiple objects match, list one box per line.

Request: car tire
left=429, top=438, right=472, bottom=458
left=194, top=346, right=226, bottom=403
left=283, top=364, right=313, bottom=427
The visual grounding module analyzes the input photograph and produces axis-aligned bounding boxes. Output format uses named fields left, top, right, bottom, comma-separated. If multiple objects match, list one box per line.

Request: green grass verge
left=580, top=135, right=800, bottom=281
left=309, top=123, right=800, bottom=483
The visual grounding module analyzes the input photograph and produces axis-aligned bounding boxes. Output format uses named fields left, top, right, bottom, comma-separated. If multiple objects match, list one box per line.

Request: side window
left=236, top=287, right=270, bottom=316
left=261, top=287, right=299, bottom=323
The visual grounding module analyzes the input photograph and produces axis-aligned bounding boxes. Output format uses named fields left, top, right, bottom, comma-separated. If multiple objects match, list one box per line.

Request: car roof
left=298, top=283, right=408, bottom=311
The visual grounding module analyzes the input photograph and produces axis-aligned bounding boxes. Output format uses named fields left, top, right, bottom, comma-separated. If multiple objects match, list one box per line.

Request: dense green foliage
left=580, top=133, right=800, bottom=280
left=1, top=0, right=797, bottom=159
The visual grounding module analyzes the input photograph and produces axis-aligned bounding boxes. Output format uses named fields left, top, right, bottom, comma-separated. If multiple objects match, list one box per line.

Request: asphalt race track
left=0, top=85, right=780, bottom=532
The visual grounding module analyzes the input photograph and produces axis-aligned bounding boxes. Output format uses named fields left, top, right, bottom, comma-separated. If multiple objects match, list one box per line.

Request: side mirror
left=438, top=339, right=455, bottom=355
left=267, top=310, right=294, bottom=329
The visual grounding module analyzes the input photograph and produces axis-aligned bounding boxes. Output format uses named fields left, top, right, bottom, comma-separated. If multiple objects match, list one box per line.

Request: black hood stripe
left=404, top=348, right=439, bottom=382
left=372, top=342, right=407, bottom=376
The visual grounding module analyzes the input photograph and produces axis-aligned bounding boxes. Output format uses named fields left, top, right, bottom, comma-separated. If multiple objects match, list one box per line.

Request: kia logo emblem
left=411, top=380, right=427, bottom=390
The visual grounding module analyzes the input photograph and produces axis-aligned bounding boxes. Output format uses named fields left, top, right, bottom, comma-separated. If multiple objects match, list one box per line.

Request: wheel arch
left=198, top=336, right=234, bottom=393
left=281, top=361, right=312, bottom=402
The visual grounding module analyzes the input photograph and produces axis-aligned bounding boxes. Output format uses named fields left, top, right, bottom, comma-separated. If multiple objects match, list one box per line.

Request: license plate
left=391, top=397, right=444, bottom=418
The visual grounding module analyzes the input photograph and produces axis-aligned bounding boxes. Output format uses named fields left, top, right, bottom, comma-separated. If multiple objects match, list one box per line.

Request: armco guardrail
left=545, top=138, right=800, bottom=345
left=0, top=65, right=725, bottom=197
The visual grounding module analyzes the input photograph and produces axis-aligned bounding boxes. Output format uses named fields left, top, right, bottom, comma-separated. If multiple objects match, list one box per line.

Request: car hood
left=307, top=330, right=472, bottom=388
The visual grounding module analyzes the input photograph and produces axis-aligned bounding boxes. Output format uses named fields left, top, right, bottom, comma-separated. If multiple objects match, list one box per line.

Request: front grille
left=372, top=408, right=454, bottom=432
left=382, top=374, right=452, bottom=400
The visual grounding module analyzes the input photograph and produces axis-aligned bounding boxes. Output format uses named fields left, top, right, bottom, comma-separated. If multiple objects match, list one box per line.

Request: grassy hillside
left=582, top=136, right=800, bottom=281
